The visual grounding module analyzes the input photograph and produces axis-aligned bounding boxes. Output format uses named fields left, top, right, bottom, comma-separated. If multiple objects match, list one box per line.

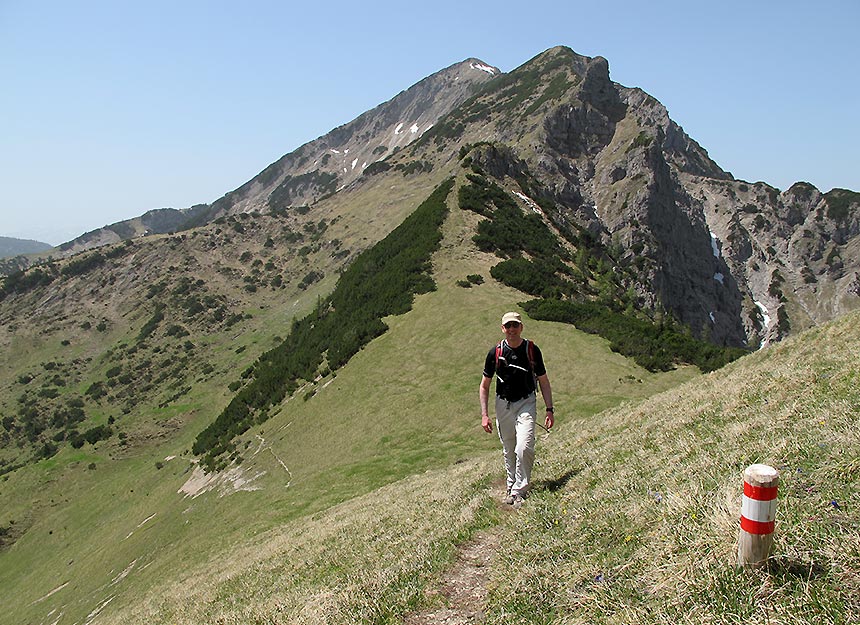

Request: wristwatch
left=546, top=406, right=554, bottom=412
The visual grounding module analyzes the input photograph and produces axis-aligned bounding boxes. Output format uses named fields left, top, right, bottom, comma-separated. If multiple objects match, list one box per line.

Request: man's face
left=502, top=320, right=522, bottom=340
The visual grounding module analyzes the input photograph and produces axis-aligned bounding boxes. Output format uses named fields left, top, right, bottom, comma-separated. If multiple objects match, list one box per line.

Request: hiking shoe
left=511, top=494, right=525, bottom=510
left=503, top=493, right=515, bottom=505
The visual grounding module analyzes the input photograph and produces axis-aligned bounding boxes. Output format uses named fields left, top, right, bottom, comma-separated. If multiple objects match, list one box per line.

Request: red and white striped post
left=737, top=463, right=779, bottom=568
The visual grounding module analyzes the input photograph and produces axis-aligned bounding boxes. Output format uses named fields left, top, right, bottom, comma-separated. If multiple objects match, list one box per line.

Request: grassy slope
left=0, top=170, right=444, bottom=623
left=0, top=176, right=695, bottom=625
left=114, top=301, right=859, bottom=624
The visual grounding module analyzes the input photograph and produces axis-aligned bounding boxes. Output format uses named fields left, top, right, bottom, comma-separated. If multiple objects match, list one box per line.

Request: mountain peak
left=194, top=55, right=500, bottom=220
left=518, top=45, right=594, bottom=74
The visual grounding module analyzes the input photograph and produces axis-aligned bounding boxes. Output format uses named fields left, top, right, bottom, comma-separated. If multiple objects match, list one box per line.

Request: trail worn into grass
left=404, top=529, right=500, bottom=625
left=404, top=478, right=513, bottom=624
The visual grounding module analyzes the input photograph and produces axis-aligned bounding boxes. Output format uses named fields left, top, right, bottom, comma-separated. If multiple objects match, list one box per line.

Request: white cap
left=501, top=311, right=522, bottom=325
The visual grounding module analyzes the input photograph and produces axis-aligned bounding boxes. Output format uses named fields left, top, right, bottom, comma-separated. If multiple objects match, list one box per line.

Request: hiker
left=479, top=311, right=554, bottom=508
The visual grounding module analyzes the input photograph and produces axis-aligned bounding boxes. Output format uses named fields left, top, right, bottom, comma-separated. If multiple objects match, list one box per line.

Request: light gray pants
left=495, top=393, right=537, bottom=498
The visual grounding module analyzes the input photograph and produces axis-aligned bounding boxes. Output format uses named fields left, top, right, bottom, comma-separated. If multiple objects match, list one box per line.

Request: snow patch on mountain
left=471, top=62, right=497, bottom=75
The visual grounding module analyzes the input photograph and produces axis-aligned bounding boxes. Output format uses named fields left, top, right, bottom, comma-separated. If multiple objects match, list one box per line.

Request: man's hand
left=482, top=414, right=493, bottom=433
left=545, top=411, right=555, bottom=430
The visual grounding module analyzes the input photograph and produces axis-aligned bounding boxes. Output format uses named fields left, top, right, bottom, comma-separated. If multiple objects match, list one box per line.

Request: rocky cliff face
left=392, top=47, right=752, bottom=346
left=397, top=46, right=859, bottom=347
left=694, top=179, right=860, bottom=345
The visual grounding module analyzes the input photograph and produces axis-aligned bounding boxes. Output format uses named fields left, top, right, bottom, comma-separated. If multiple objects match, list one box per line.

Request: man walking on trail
left=480, top=311, right=554, bottom=509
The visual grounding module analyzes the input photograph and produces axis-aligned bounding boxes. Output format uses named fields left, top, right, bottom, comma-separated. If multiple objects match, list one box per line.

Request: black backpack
left=494, top=339, right=537, bottom=382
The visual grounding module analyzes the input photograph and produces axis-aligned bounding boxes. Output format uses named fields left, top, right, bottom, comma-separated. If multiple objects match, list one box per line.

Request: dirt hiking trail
left=403, top=529, right=500, bottom=625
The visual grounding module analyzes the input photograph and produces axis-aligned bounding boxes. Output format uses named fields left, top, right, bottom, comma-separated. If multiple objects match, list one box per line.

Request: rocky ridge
left=199, top=58, right=500, bottom=219
left=5, top=46, right=860, bottom=348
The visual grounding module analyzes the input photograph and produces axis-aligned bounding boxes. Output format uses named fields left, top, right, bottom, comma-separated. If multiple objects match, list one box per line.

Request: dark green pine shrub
left=522, top=299, right=747, bottom=373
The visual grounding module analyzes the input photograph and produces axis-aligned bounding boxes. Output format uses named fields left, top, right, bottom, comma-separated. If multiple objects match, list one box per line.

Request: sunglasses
left=504, top=321, right=521, bottom=328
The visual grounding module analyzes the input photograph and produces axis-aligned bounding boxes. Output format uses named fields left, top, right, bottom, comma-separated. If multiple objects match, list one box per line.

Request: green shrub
left=462, top=175, right=564, bottom=262
left=394, top=160, right=433, bottom=176
left=0, top=268, right=56, bottom=301
left=85, top=382, right=107, bottom=400
left=490, top=258, right=572, bottom=298
left=267, top=171, right=338, bottom=211
left=69, top=424, right=112, bottom=448
left=626, top=131, right=653, bottom=153
left=365, top=161, right=392, bottom=176
left=522, top=299, right=747, bottom=372
left=298, top=270, right=324, bottom=290
left=60, top=252, right=106, bottom=277
left=40, top=442, right=58, bottom=459
left=166, top=324, right=189, bottom=338
left=137, top=303, right=166, bottom=341
left=457, top=273, right=485, bottom=288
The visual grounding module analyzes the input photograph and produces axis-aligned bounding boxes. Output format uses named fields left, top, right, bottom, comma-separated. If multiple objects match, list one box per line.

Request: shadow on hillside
left=767, top=556, right=829, bottom=580
left=534, top=468, right=580, bottom=493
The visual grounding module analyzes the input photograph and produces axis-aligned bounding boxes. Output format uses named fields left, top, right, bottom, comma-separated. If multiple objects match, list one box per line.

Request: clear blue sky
left=2, top=0, right=858, bottom=245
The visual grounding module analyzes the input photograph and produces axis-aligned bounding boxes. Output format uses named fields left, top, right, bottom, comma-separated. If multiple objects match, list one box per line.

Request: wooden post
left=737, top=464, right=779, bottom=568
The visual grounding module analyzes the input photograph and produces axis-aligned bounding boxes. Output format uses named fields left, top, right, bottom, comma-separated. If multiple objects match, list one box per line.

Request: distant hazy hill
left=0, top=236, right=52, bottom=258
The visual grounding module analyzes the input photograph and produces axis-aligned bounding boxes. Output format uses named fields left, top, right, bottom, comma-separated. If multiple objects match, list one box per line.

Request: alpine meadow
left=1, top=46, right=858, bottom=625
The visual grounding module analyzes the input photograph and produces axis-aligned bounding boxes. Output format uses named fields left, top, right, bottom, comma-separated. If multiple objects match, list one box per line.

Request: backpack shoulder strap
left=526, top=339, right=537, bottom=380
left=494, top=341, right=503, bottom=370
